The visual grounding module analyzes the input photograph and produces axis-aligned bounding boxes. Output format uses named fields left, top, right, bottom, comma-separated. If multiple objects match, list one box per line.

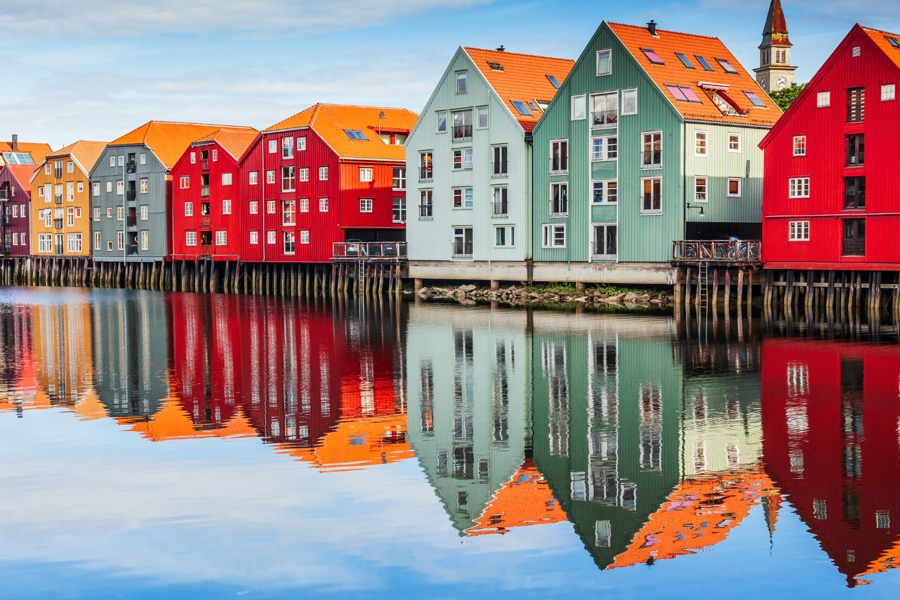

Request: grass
left=524, top=281, right=659, bottom=296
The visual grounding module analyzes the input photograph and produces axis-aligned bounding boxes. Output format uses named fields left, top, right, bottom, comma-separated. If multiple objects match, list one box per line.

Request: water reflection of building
left=761, top=339, right=900, bottom=587
left=0, top=304, right=41, bottom=415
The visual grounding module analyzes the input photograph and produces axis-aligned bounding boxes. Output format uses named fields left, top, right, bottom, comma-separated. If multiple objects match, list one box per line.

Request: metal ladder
left=697, top=262, right=710, bottom=310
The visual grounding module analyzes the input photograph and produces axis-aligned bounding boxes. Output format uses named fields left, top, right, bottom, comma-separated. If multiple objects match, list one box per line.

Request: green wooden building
left=530, top=21, right=781, bottom=285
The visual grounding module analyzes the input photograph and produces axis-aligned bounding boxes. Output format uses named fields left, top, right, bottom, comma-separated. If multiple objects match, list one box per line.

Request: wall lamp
left=687, top=204, right=706, bottom=217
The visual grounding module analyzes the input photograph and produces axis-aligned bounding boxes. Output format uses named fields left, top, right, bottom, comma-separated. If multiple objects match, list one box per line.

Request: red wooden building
left=238, top=103, right=417, bottom=263
left=170, top=127, right=259, bottom=261
left=0, top=165, right=36, bottom=257
left=760, top=25, right=900, bottom=271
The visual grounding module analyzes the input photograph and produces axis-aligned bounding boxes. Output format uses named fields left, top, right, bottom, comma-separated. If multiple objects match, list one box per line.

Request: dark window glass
left=844, top=177, right=866, bottom=209
left=846, top=134, right=865, bottom=166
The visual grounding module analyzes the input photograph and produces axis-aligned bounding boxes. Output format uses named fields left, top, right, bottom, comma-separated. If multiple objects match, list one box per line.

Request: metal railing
left=453, top=125, right=473, bottom=141
left=127, top=216, right=137, bottom=228
left=419, top=204, right=432, bottom=219
left=1, top=215, right=10, bottom=226
left=200, top=244, right=214, bottom=256
left=332, top=242, right=407, bottom=261
left=419, top=167, right=433, bottom=182
left=55, top=195, right=63, bottom=205
left=842, top=239, right=865, bottom=256
left=127, top=190, right=136, bottom=202
left=0, top=243, right=10, bottom=254
left=53, top=219, right=63, bottom=230
left=201, top=215, right=211, bottom=228
left=672, top=239, right=762, bottom=263
left=201, top=186, right=210, bottom=198
left=492, top=162, right=508, bottom=178
left=126, top=162, right=136, bottom=174
left=492, top=200, right=508, bottom=218
left=200, top=159, right=209, bottom=171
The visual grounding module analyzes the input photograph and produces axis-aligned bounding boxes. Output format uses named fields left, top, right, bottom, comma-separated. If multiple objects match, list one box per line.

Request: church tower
left=753, top=0, right=797, bottom=92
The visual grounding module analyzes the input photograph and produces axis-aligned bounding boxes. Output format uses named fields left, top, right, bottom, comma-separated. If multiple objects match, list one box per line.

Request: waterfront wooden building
left=0, top=164, right=36, bottom=257
left=405, top=47, right=574, bottom=283
left=238, top=104, right=417, bottom=265
left=531, top=21, right=780, bottom=285
left=170, top=127, right=259, bottom=262
left=29, top=141, right=107, bottom=259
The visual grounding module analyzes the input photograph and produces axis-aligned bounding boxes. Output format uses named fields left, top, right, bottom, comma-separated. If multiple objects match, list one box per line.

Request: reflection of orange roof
left=856, top=539, right=900, bottom=584
left=124, top=400, right=257, bottom=442
left=0, top=141, right=52, bottom=164
left=110, top=121, right=257, bottom=169
left=466, top=458, right=566, bottom=537
left=464, top=47, right=574, bottom=133
left=69, top=389, right=108, bottom=421
left=190, top=127, right=260, bottom=160
left=607, top=22, right=781, bottom=126
left=610, top=466, right=778, bottom=569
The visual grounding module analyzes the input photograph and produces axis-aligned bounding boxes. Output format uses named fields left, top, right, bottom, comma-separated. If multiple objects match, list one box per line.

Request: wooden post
left=783, top=270, right=794, bottom=312
left=724, top=269, right=730, bottom=313
left=747, top=270, right=753, bottom=311
left=826, top=270, right=836, bottom=313
left=684, top=267, right=692, bottom=312
left=736, top=270, right=744, bottom=310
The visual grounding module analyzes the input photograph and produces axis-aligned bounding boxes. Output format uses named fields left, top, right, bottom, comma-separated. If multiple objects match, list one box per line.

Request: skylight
left=344, top=129, right=368, bottom=140
left=744, top=91, right=766, bottom=107
left=675, top=53, right=695, bottom=69
left=641, top=48, right=664, bottom=65
left=488, top=61, right=504, bottom=71
left=716, top=58, right=738, bottom=74
left=547, top=75, right=561, bottom=88
left=887, top=36, right=900, bottom=48
left=511, top=101, right=533, bottom=116
left=665, top=85, right=702, bottom=103
left=1, top=152, right=34, bottom=165
left=528, top=102, right=539, bottom=112
left=694, top=55, right=715, bottom=71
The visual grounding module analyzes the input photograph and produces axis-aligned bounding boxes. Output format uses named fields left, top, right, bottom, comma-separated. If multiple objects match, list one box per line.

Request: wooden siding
left=338, top=159, right=406, bottom=232
left=0, top=168, right=31, bottom=256
left=31, top=157, right=93, bottom=257
left=406, top=48, right=531, bottom=263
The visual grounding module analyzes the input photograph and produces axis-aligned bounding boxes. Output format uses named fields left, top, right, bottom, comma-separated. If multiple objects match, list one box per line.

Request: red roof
left=3, top=164, right=38, bottom=188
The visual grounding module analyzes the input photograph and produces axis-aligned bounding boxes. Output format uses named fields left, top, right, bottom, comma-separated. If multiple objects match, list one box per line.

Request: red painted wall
left=761, top=26, right=900, bottom=270
left=0, top=167, right=31, bottom=257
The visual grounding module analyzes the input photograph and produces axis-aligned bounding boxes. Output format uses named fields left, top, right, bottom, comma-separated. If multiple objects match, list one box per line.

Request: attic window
left=528, top=102, right=539, bottom=112
left=744, top=91, right=766, bottom=107
left=887, top=36, right=900, bottom=48
left=547, top=75, right=561, bottom=88
left=851, top=46, right=861, bottom=57
left=675, top=53, right=695, bottom=69
left=641, top=48, right=664, bottom=65
left=487, top=61, right=504, bottom=71
left=666, top=85, right=702, bottom=102
left=511, top=101, right=533, bottom=116
left=716, top=58, right=738, bottom=74
left=344, top=129, right=368, bottom=140
left=695, top=55, right=715, bottom=71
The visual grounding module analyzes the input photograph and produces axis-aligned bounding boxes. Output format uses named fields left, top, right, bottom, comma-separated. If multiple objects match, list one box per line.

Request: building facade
left=760, top=25, right=900, bottom=270
left=30, top=141, right=107, bottom=258
left=753, top=0, right=797, bottom=93
left=406, top=47, right=574, bottom=282
left=531, top=21, right=781, bottom=284
left=238, top=104, right=416, bottom=264
left=0, top=165, right=35, bottom=257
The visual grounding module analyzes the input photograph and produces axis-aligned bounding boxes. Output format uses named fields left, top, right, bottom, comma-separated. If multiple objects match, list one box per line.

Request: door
left=842, top=219, right=865, bottom=256
left=592, top=224, right=617, bottom=259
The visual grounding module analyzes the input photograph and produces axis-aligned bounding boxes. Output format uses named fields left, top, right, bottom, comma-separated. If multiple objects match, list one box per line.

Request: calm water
left=1, top=287, right=899, bottom=599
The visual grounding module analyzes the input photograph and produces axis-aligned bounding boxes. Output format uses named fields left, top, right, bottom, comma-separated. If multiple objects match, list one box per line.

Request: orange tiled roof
left=3, top=164, right=38, bottom=188
left=463, top=47, right=574, bottom=132
left=190, top=127, right=260, bottom=161
left=110, top=121, right=257, bottom=169
left=861, top=26, right=900, bottom=71
left=47, top=140, right=109, bottom=174
left=607, top=22, right=782, bottom=127
left=264, top=103, right=418, bottom=161
left=0, top=141, right=53, bottom=164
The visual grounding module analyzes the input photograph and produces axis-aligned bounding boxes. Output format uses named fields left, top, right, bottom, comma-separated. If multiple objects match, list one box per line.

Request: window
left=109, top=156, right=115, bottom=167
left=297, top=137, right=306, bottom=151
left=436, top=111, right=447, bottom=132
left=106, top=207, right=112, bottom=219
left=666, top=85, right=701, bottom=102
left=456, top=71, right=467, bottom=93
left=716, top=58, right=738, bottom=73
left=281, top=231, right=295, bottom=255
left=727, top=178, right=742, bottom=197
left=392, top=167, right=406, bottom=190
left=596, top=49, right=611, bottom=75
left=319, top=166, right=328, bottom=181
left=117, top=206, right=124, bottom=221
left=292, top=167, right=305, bottom=183
left=281, top=166, right=295, bottom=191
left=360, top=198, right=373, bottom=213
left=136, top=178, right=146, bottom=194
left=789, top=178, right=810, bottom=198
left=209, top=149, right=217, bottom=162
left=452, top=109, right=473, bottom=140
left=267, top=231, right=276, bottom=244
left=268, top=139, right=277, bottom=154
left=695, top=130, right=708, bottom=156
left=882, top=83, right=896, bottom=101
left=221, top=173, right=232, bottom=186
left=492, top=187, right=507, bottom=216
left=282, top=137, right=294, bottom=159
left=642, top=131, right=662, bottom=167
left=93, top=208, right=100, bottom=221
left=728, top=133, right=741, bottom=152
left=419, top=152, right=433, bottom=181
left=511, top=101, right=532, bottom=116
left=249, top=201, right=258, bottom=215
left=108, top=241, right=113, bottom=252
left=641, top=48, right=664, bottom=64
left=571, top=95, right=586, bottom=121
left=419, top=190, right=433, bottom=219
left=846, top=134, right=865, bottom=166
left=140, top=153, right=146, bottom=165
left=93, top=182, right=100, bottom=196
left=453, top=188, right=474, bottom=209
left=695, top=177, right=708, bottom=202
left=452, top=227, right=473, bottom=257
left=249, top=171, right=258, bottom=185
left=282, top=199, right=296, bottom=225
left=249, top=231, right=259, bottom=244
left=216, top=231, right=227, bottom=246
left=847, top=87, right=865, bottom=122
left=117, top=231, right=124, bottom=251
left=186, top=231, right=197, bottom=247
left=476, top=106, right=488, bottom=129
left=844, top=177, right=866, bottom=209
left=453, top=148, right=473, bottom=170
left=621, top=88, right=637, bottom=115
left=77, top=181, right=83, bottom=193
left=495, top=225, right=515, bottom=247
left=592, top=180, right=617, bottom=204
left=190, top=152, right=196, bottom=164
left=299, top=198, right=309, bottom=212
left=184, top=202, right=193, bottom=217
left=641, top=177, right=662, bottom=214
left=300, top=230, right=309, bottom=244
left=547, top=75, right=561, bottom=88
left=789, top=221, right=809, bottom=241
left=116, top=181, right=123, bottom=195
left=11, top=206, right=17, bottom=218
left=887, top=36, right=900, bottom=48
left=223, top=199, right=231, bottom=215
left=492, top=145, right=508, bottom=177
left=817, top=91, right=831, bottom=107
left=106, top=181, right=112, bottom=192
left=140, top=205, right=149, bottom=220
left=542, top=224, right=566, bottom=248
left=550, top=182, right=568, bottom=216
left=140, top=231, right=148, bottom=251
left=63, top=208, right=72, bottom=227
left=67, top=233, right=83, bottom=253
left=267, top=200, right=276, bottom=214
left=550, top=140, right=568, bottom=173
left=793, top=136, right=806, bottom=156
left=675, top=53, right=694, bottom=69
left=592, top=135, right=617, bottom=161
left=592, top=224, right=617, bottom=258
left=744, top=91, right=766, bottom=107
left=45, top=163, right=51, bottom=175
left=94, top=232, right=101, bottom=250
left=360, top=167, right=373, bottom=182
left=591, top=92, right=618, bottom=127
left=266, top=170, right=275, bottom=184
left=392, top=197, right=406, bottom=223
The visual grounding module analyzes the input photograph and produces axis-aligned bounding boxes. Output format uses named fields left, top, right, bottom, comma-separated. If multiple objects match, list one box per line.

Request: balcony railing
left=419, top=168, right=432, bottom=182
left=1, top=215, right=10, bottom=226
left=200, top=159, right=209, bottom=171
left=127, top=244, right=139, bottom=256
left=492, top=162, right=508, bottom=178
left=55, top=196, right=63, bottom=205
left=201, top=186, right=210, bottom=198
left=201, top=215, right=211, bottom=228
left=492, top=201, right=508, bottom=218
left=332, top=242, right=407, bottom=262
left=53, top=219, right=63, bottom=230
left=419, top=204, right=433, bottom=219
left=0, top=243, right=9, bottom=254
left=200, top=244, right=214, bottom=256
left=127, top=190, right=136, bottom=202
left=126, top=162, right=136, bottom=174
left=0, top=189, right=9, bottom=201
left=842, top=239, right=865, bottom=256
left=452, top=125, right=473, bottom=141
left=127, top=216, right=137, bottom=228
left=672, top=240, right=762, bottom=263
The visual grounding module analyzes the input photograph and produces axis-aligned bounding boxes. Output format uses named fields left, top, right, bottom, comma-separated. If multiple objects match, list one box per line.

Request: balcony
left=672, top=240, right=762, bottom=265
left=0, top=243, right=9, bottom=254
left=418, top=168, right=432, bottom=182
left=127, top=216, right=137, bottom=228
left=201, top=186, right=210, bottom=198
left=0, top=189, right=9, bottom=201
left=126, top=162, right=136, bottom=174
left=1, top=214, right=10, bottom=226
left=200, top=159, right=209, bottom=171
left=200, top=244, right=214, bottom=256
left=419, top=204, right=433, bottom=220
left=127, top=244, right=139, bottom=256
left=55, top=196, right=63, bottom=205
left=53, top=219, right=63, bottom=230
left=332, top=242, right=407, bottom=264
left=452, top=125, right=472, bottom=142
left=201, top=215, right=211, bottom=228
left=842, top=239, right=865, bottom=256
left=127, top=190, right=136, bottom=202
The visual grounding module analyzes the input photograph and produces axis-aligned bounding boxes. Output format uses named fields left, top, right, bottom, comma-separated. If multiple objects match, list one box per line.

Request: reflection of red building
left=761, top=339, right=900, bottom=586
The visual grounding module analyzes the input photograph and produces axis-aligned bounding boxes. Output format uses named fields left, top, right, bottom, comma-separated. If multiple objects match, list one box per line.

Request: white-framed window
left=38, top=186, right=44, bottom=198
left=93, top=182, right=100, bottom=196
left=456, top=70, right=467, bottom=93
left=591, top=92, right=618, bottom=127
left=319, top=198, right=328, bottom=212
left=299, top=198, right=309, bottom=212
left=550, top=139, right=568, bottom=173
left=817, top=91, right=831, bottom=107
left=140, top=153, right=146, bottom=165
left=476, top=106, right=488, bottom=129
left=436, top=111, right=447, bottom=132
left=641, top=177, right=662, bottom=214
left=267, top=200, right=276, bottom=214
left=695, top=130, right=709, bottom=156
left=66, top=181, right=74, bottom=201
left=94, top=232, right=101, bottom=250
left=186, top=231, right=197, bottom=247
left=106, top=181, right=112, bottom=192
left=248, top=231, right=259, bottom=244
left=249, top=171, right=258, bottom=185
left=93, top=208, right=100, bottom=221
left=571, top=94, right=586, bottom=121
left=789, top=177, right=810, bottom=198
left=542, top=224, right=566, bottom=248
left=550, top=182, right=568, bottom=216
left=642, top=131, right=662, bottom=168
left=621, top=88, right=638, bottom=115
left=283, top=231, right=295, bottom=254
left=281, top=166, right=295, bottom=192
left=267, top=231, right=276, bottom=244
left=452, top=148, right=473, bottom=170
left=222, top=173, right=232, bottom=186
left=297, top=137, right=306, bottom=151
left=221, top=199, right=231, bottom=215
left=592, top=223, right=617, bottom=259
left=184, top=202, right=193, bottom=217
left=452, top=227, right=473, bottom=257
left=728, top=133, right=741, bottom=152
left=109, top=156, right=115, bottom=167
left=266, top=170, right=275, bottom=184
left=298, top=167, right=309, bottom=182
left=140, top=230, right=148, bottom=251
left=592, top=180, right=617, bottom=204
left=282, top=199, right=296, bottom=225
left=67, top=207, right=75, bottom=226
left=392, top=197, right=406, bottom=223
left=491, top=186, right=507, bottom=216
left=106, top=207, right=112, bottom=219
left=117, top=231, right=125, bottom=251
left=45, top=163, right=51, bottom=175
left=139, top=178, right=148, bottom=193
left=591, top=136, right=617, bottom=161
left=282, top=137, right=294, bottom=159
left=793, top=136, right=806, bottom=156
left=419, top=190, right=433, bottom=219
left=140, top=205, right=149, bottom=220
left=116, top=181, right=124, bottom=195
left=107, top=241, right=113, bottom=252
left=11, top=233, right=17, bottom=246
left=727, top=178, right=742, bottom=197
left=216, top=230, right=227, bottom=246
left=117, top=206, right=124, bottom=220
left=67, top=161, right=74, bottom=173
left=392, top=167, right=406, bottom=190
left=249, top=201, right=258, bottom=215
left=596, top=49, right=611, bottom=76
left=494, top=225, right=515, bottom=247
left=695, top=177, right=708, bottom=202
left=789, top=221, right=809, bottom=241
left=77, top=181, right=84, bottom=193
left=268, top=139, right=277, bottom=153
left=360, top=198, right=373, bottom=213
left=300, top=230, right=310, bottom=244
left=360, top=167, right=373, bottom=182
left=319, top=166, right=328, bottom=180
left=190, top=152, right=196, bottom=164
left=882, top=84, right=896, bottom=101
left=11, top=206, right=17, bottom=218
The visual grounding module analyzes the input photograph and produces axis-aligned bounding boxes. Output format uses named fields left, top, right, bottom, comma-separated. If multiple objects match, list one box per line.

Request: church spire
left=754, top=0, right=797, bottom=92
left=762, top=0, right=791, bottom=47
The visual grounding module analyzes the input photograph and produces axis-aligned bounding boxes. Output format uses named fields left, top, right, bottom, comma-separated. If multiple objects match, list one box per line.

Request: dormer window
left=641, top=48, right=664, bottom=65
left=675, top=53, right=695, bottom=69
left=547, top=75, right=561, bottom=88
left=716, top=58, right=738, bottom=74
left=487, top=62, right=504, bottom=72
left=695, top=55, right=714, bottom=71
left=511, top=101, right=533, bottom=116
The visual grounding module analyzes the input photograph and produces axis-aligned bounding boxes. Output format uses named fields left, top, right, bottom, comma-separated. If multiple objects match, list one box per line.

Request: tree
left=768, top=83, right=806, bottom=112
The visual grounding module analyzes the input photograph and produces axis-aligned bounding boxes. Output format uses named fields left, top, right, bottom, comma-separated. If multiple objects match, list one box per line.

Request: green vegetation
left=523, top=282, right=658, bottom=296
left=768, top=83, right=806, bottom=112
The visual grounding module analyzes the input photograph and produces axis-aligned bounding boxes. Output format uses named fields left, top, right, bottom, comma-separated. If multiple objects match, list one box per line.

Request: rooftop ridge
left=860, top=24, right=900, bottom=37
left=607, top=21, right=723, bottom=42
left=463, top=46, right=575, bottom=63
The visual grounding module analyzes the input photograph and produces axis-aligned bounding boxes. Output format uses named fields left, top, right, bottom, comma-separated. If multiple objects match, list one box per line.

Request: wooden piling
left=736, top=270, right=744, bottom=310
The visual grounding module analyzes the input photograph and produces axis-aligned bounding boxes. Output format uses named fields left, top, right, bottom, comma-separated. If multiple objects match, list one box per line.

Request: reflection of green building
left=91, top=290, right=169, bottom=420
left=406, top=305, right=532, bottom=535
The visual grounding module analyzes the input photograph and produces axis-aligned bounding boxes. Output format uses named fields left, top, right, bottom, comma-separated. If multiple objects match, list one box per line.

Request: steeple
left=761, top=0, right=791, bottom=47
left=754, top=0, right=797, bottom=93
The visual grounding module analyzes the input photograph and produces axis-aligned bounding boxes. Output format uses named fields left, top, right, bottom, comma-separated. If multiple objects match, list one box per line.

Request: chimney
left=497, top=45, right=505, bottom=52
left=11, top=134, right=17, bottom=152
left=647, top=20, right=657, bottom=36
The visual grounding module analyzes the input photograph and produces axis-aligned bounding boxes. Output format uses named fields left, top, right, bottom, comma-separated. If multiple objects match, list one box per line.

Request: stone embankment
left=409, top=284, right=675, bottom=310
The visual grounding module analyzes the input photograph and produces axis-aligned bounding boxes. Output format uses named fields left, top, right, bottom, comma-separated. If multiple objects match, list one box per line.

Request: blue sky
left=1, top=0, right=898, bottom=149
